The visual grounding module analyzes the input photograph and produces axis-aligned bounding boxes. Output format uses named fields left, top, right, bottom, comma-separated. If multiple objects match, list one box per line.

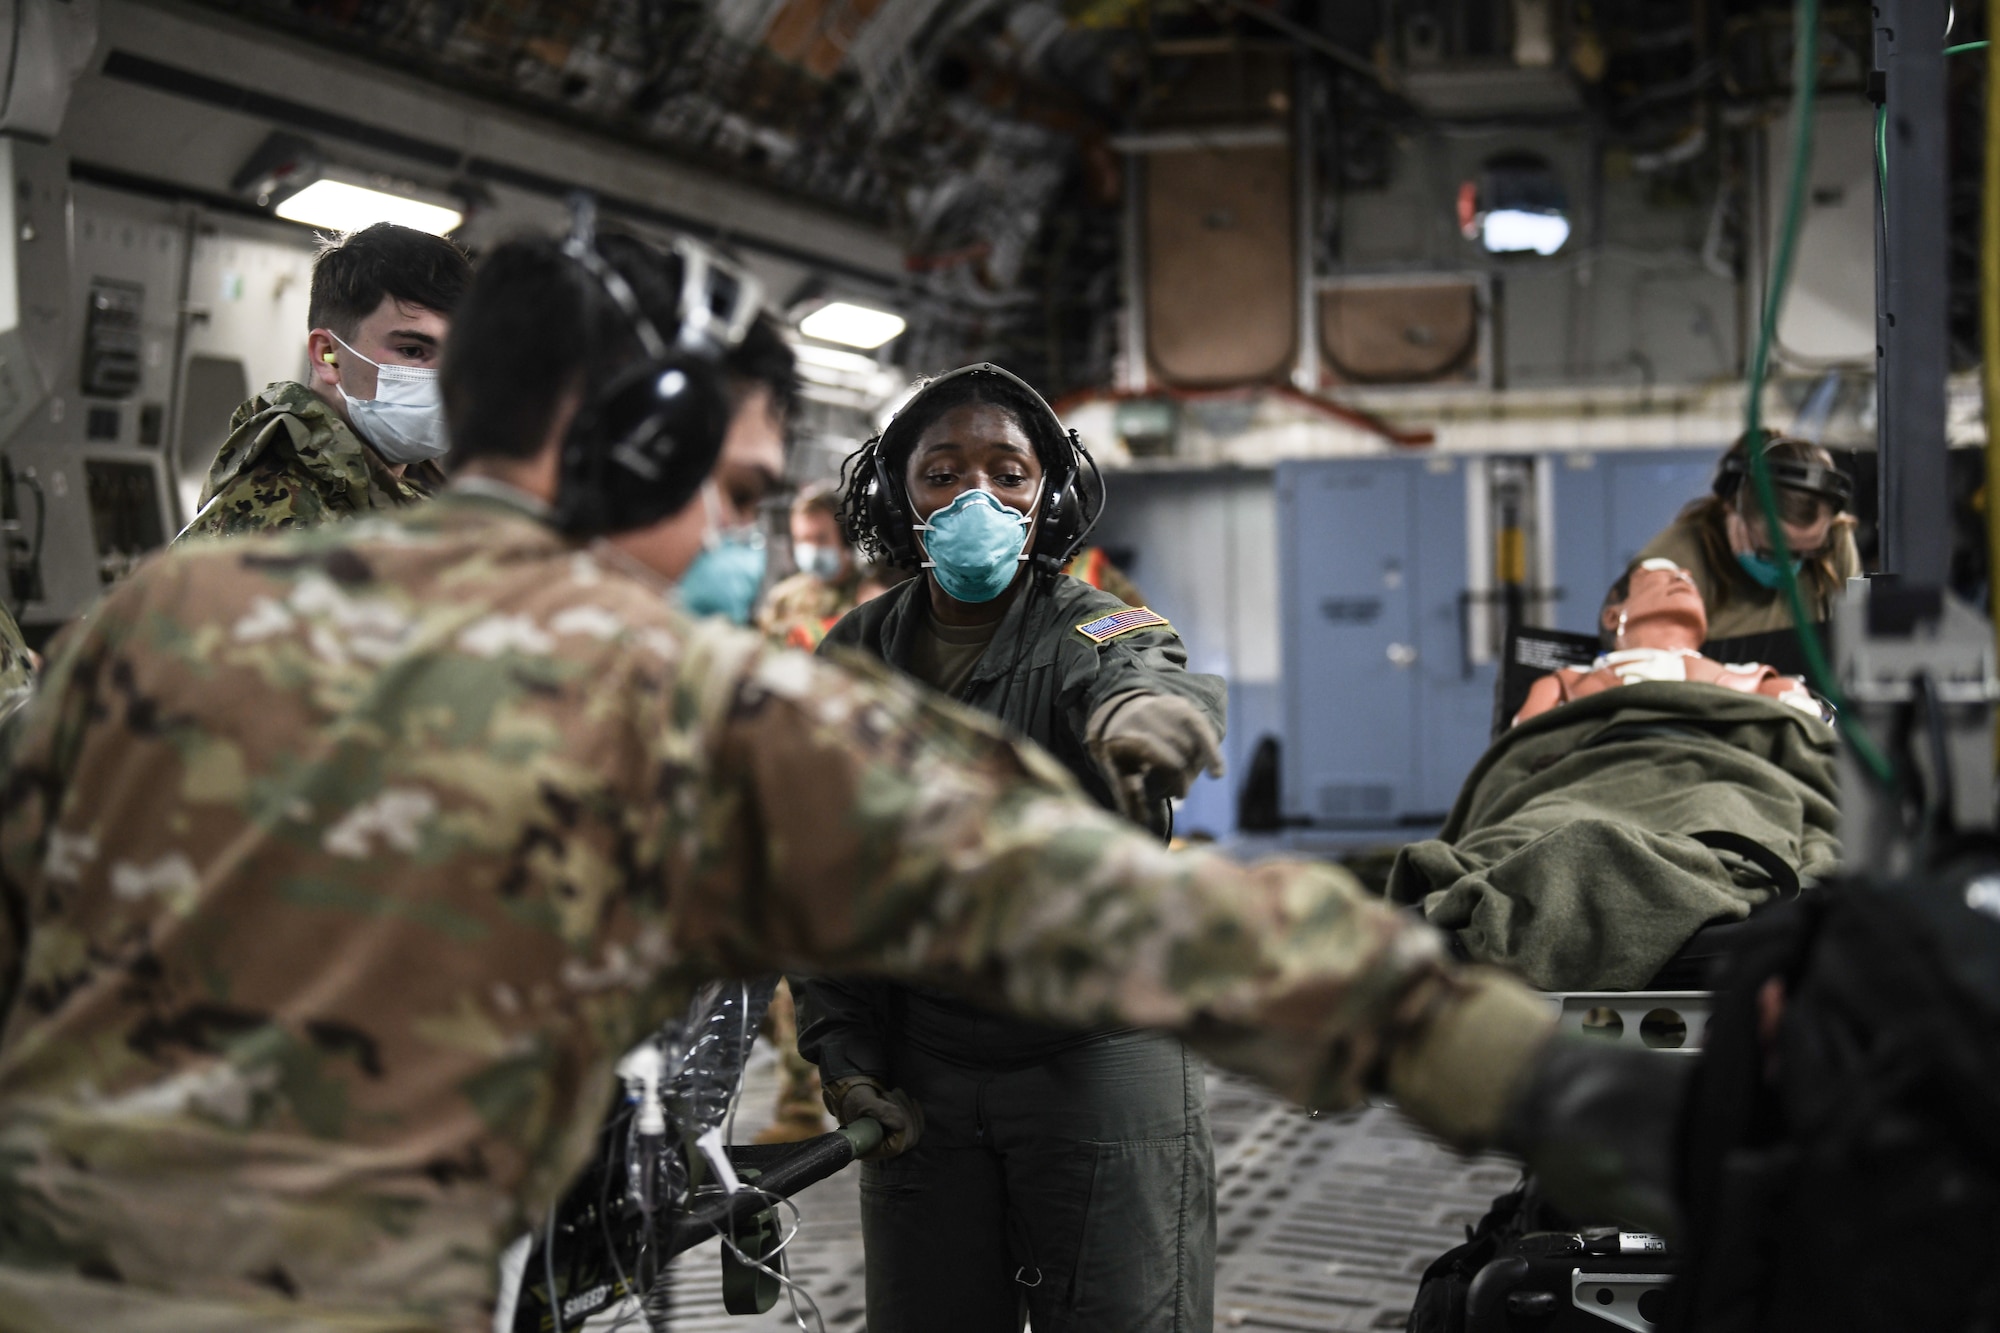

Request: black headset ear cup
left=1715, top=457, right=1741, bottom=500
left=866, top=439, right=919, bottom=567
left=557, top=354, right=732, bottom=537
left=1030, top=429, right=1100, bottom=574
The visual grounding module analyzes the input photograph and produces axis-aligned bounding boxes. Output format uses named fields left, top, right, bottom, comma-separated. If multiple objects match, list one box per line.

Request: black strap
left=1690, top=830, right=1802, bottom=900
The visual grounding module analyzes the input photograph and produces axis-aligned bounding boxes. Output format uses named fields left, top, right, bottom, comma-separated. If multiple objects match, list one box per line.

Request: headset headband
left=858, top=362, right=1102, bottom=576
left=561, top=193, right=762, bottom=360
left=899, top=363, right=1063, bottom=435
left=552, top=194, right=767, bottom=539
left=1717, top=450, right=1853, bottom=512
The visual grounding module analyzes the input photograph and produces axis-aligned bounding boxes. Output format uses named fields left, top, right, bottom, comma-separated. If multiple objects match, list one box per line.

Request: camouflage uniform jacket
left=181, top=381, right=445, bottom=541
left=0, top=601, right=30, bottom=723
left=754, top=567, right=862, bottom=650
left=0, top=486, right=1550, bottom=1332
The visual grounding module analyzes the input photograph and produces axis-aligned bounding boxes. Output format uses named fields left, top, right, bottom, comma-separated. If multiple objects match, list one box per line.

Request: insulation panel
left=1143, top=144, right=1296, bottom=386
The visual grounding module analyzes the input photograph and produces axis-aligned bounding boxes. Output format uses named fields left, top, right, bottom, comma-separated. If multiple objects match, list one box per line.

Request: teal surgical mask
left=679, top=485, right=767, bottom=625
left=914, top=487, right=1036, bottom=603
left=1735, top=548, right=1800, bottom=590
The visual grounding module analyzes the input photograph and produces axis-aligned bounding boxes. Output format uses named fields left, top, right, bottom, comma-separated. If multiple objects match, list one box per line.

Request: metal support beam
left=1872, top=0, right=1952, bottom=592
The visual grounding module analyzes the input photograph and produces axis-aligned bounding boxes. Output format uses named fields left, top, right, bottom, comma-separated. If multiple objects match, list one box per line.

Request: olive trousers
left=857, top=1030, right=1215, bottom=1333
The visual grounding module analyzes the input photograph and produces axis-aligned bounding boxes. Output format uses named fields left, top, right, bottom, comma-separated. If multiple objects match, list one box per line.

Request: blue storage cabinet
left=1548, top=449, right=1719, bottom=635
left=1279, top=447, right=1718, bottom=830
left=1278, top=456, right=1492, bottom=828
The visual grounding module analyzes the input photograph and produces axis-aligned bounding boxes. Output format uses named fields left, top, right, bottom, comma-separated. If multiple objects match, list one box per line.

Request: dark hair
left=729, top=309, right=798, bottom=423
left=837, top=367, right=1077, bottom=567
left=1677, top=429, right=1853, bottom=612
left=442, top=231, right=795, bottom=463
left=307, top=223, right=471, bottom=335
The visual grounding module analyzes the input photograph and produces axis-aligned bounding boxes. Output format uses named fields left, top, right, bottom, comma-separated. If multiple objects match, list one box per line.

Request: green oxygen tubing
left=1742, top=0, right=1896, bottom=788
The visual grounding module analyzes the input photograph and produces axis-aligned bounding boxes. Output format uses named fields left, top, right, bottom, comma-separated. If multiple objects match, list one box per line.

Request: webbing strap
left=1690, top=829, right=1802, bottom=899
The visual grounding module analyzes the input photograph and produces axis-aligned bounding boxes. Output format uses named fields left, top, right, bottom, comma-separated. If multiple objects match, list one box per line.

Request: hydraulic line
left=1743, top=0, right=1897, bottom=787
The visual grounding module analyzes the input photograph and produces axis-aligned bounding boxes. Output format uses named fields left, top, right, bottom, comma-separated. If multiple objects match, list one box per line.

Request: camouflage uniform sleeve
left=0, top=601, right=32, bottom=722
left=181, top=452, right=340, bottom=540
left=677, top=637, right=1553, bottom=1146
left=0, top=588, right=134, bottom=1017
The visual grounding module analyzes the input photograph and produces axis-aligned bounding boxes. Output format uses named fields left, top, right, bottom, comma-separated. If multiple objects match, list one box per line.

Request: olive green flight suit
left=802, top=573, right=1226, bottom=1333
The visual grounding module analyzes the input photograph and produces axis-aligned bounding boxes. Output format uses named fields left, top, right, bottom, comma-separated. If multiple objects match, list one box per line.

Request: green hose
left=1744, top=0, right=1897, bottom=787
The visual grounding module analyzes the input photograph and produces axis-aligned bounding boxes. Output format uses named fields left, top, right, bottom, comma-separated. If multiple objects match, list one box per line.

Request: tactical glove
left=822, top=1074, right=925, bottom=1162
left=1493, top=1035, right=1690, bottom=1238
left=1085, top=691, right=1225, bottom=826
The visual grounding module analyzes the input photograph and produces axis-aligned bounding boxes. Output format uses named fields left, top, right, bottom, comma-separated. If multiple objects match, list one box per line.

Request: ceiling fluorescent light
left=788, top=341, right=885, bottom=376
left=799, top=301, right=906, bottom=349
left=275, top=179, right=464, bottom=236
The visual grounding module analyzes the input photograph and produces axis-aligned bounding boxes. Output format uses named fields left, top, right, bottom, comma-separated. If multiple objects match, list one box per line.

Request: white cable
left=544, top=1204, right=565, bottom=1333
left=708, top=1185, right=828, bottom=1333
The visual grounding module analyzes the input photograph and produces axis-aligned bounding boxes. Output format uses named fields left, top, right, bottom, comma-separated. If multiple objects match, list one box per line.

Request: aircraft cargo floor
left=657, top=1046, right=1523, bottom=1331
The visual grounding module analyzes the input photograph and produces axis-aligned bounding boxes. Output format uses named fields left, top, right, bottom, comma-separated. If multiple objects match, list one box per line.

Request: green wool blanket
left=1386, top=682, right=1841, bottom=990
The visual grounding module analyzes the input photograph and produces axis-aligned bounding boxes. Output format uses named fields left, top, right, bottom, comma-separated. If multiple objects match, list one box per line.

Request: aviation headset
left=553, top=195, right=765, bottom=539
left=851, top=363, right=1105, bottom=578
left=1713, top=434, right=1854, bottom=513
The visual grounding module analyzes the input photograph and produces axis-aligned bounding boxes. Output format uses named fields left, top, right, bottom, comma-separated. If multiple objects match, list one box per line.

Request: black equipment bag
left=1665, top=855, right=2000, bottom=1332
left=1410, top=1183, right=1676, bottom=1333
left=1409, top=1185, right=1536, bottom=1333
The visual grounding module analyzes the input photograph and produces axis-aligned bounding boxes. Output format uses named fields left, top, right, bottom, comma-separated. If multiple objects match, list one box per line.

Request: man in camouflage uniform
left=756, top=482, right=867, bottom=650
left=0, top=233, right=1679, bottom=1332
left=180, top=224, right=471, bottom=540
left=0, top=601, right=32, bottom=723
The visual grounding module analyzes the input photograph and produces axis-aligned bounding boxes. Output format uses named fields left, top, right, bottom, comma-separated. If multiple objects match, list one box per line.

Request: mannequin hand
left=1086, top=692, right=1225, bottom=824
left=822, top=1075, right=925, bottom=1162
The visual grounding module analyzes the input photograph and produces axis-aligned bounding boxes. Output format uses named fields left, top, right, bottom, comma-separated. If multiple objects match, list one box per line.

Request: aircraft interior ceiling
left=0, top=1, right=1996, bottom=1330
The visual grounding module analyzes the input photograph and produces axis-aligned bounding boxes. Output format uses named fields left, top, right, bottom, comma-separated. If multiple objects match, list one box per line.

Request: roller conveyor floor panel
left=656, top=1050, right=1521, bottom=1331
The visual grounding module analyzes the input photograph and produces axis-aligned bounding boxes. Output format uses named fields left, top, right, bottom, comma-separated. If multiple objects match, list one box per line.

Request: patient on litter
left=1514, top=558, right=1820, bottom=724
left=1386, top=559, right=1839, bottom=992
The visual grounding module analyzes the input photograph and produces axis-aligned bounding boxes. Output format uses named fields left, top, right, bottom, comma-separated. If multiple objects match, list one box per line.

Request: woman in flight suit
left=797, top=364, right=1227, bottom=1333
left=1634, top=430, right=1859, bottom=641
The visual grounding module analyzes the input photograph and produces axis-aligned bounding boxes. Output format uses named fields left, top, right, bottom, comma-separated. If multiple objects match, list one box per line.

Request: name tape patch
left=1076, top=606, right=1171, bottom=643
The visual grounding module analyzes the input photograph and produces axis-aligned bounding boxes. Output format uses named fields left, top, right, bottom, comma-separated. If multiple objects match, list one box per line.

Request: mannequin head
left=1599, top=558, right=1707, bottom=652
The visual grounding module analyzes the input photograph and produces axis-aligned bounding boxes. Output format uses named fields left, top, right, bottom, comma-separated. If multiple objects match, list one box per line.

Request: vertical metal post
left=1872, top=0, right=1951, bottom=592
left=1292, top=56, right=1320, bottom=393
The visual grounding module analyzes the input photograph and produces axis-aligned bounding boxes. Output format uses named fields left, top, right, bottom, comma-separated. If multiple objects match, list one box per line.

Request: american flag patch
left=1075, top=606, right=1171, bottom=643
